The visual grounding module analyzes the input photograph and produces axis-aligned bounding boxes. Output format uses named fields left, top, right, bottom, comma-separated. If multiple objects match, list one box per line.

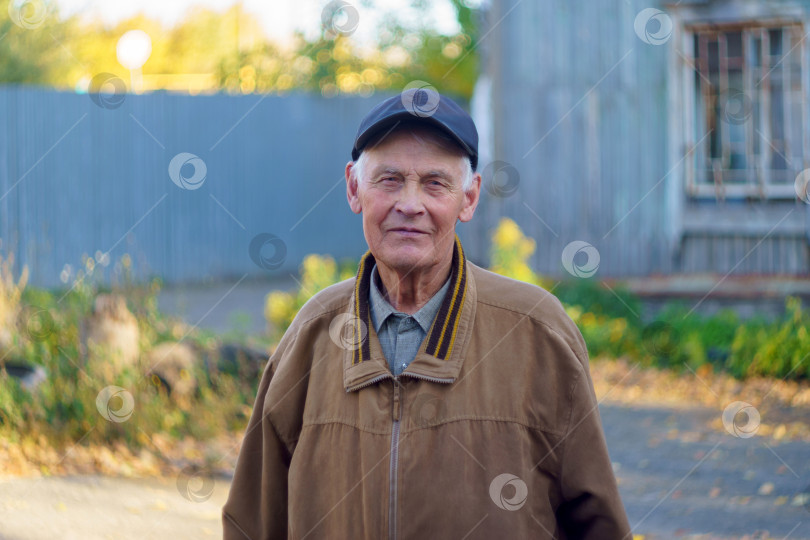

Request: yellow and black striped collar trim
left=351, top=236, right=468, bottom=365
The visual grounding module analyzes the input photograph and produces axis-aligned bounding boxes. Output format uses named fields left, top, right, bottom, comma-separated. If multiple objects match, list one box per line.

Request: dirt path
left=0, top=475, right=229, bottom=540
left=1, top=402, right=808, bottom=539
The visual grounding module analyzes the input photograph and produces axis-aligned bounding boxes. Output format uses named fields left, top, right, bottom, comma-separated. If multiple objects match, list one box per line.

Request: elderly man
left=223, top=90, right=631, bottom=539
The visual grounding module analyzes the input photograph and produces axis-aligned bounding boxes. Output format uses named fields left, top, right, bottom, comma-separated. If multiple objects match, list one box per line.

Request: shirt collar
left=368, top=264, right=451, bottom=334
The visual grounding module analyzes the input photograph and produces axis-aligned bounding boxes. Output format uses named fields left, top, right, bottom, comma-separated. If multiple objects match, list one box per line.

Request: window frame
left=670, top=4, right=810, bottom=201
left=664, top=2, right=810, bottom=244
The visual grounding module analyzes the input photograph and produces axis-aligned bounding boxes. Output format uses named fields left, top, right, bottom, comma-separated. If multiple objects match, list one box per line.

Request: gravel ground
left=605, top=404, right=810, bottom=539
left=1, top=401, right=808, bottom=539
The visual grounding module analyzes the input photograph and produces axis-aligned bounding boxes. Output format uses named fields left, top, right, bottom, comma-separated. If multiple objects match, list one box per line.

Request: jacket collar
left=343, top=236, right=477, bottom=392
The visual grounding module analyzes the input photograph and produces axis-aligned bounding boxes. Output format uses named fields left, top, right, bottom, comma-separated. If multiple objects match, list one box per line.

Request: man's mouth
left=390, top=227, right=428, bottom=236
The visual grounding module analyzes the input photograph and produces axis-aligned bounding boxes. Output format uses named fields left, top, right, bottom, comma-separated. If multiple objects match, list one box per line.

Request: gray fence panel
left=0, top=87, right=389, bottom=288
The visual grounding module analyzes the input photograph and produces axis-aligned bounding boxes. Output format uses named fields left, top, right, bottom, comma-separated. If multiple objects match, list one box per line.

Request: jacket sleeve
left=222, top=351, right=291, bottom=539
left=555, top=346, right=632, bottom=539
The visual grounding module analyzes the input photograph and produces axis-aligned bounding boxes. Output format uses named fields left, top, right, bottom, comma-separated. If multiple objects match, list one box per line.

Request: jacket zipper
left=389, top=378, right=401, bottom=540
left=387, top=373, right=453, bottom=538
left=401, top=372, right=455, bottom=385
left=346, top=373, right=390, bottom=392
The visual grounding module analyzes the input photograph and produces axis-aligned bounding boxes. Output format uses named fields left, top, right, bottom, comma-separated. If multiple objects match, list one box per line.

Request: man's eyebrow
left=369, top=165, right=403, bottom=177
left=369, top=165, right=455, bottom=179
left=421, top=170, right=454, bottom=181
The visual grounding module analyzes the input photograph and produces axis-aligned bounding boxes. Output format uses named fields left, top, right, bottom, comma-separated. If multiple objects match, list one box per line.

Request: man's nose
left=395, top=179, right=425, bottom=215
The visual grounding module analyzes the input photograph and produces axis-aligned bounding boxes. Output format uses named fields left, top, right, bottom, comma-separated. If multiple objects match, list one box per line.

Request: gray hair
left=351, top=125, right=475, bottom=192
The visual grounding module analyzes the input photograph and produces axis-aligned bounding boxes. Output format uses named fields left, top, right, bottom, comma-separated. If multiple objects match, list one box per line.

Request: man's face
left=345, top=128, right=480, bottom=276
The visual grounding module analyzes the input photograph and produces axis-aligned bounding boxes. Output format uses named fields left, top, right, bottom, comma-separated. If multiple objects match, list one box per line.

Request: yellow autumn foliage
left=0, top=253, right=28, bottom=348
left=263, top=254, right=354, bottom=338
left=489, top=217, right=552, bottom=290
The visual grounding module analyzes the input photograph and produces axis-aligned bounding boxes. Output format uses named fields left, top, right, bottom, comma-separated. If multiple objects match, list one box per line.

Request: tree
left=0, top=0, right=482, bottom=99
left=0, top=0, right=75, bottom=85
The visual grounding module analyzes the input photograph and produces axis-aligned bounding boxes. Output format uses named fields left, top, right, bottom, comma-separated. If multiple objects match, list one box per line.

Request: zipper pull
left=392, top=379, right=402, bottom=421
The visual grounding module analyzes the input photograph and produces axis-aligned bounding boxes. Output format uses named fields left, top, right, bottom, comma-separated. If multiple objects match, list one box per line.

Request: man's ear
left=458, top=173, right=481, bottom=223
left=346, top=161, right=362, bottom=214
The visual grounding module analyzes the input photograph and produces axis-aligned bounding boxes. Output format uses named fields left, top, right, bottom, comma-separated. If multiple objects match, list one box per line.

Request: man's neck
left=375, top=257, right=452, bottom=315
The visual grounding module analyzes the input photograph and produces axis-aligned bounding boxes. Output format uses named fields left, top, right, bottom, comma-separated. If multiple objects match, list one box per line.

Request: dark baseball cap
left=351, top=88, right=479, bottom=170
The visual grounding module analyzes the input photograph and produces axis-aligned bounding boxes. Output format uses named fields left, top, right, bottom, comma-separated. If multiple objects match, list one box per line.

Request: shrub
left=637, top=305, right=740, bottom=370
left=0, top=251, right=258, bottom=452
left=0, top=252, right=28, bottom=350
left=486, top=218, right=809, bottom=380
left=488, top=217, right=553, bottom=290
left=555, top=279, right=641, bottom=322
left=727, top=297, right=810, bottom=379
left=264, top=255, right=355, bottom=339
left=566, top=305, right=640, bottom=360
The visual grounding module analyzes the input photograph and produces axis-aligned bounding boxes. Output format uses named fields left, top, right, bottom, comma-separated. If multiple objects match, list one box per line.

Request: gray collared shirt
left=368, top=264, right=451, bottom=377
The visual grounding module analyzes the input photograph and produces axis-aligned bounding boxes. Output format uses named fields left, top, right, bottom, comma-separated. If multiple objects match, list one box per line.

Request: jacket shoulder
left=469, top=263, right=562, bottom=315
left=469, top=263, right=587, bottom=359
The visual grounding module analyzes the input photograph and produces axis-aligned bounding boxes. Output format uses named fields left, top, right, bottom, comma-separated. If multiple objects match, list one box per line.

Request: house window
left=685, top=23, right=807, bottom=199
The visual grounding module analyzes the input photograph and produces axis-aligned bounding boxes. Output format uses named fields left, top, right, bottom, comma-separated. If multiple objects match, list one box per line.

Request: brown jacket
left=223, top=240, right=630, bottom=539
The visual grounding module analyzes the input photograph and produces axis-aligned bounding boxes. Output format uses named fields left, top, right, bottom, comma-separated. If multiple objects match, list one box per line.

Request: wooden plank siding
left=480, top=0, right=810, bottom=278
